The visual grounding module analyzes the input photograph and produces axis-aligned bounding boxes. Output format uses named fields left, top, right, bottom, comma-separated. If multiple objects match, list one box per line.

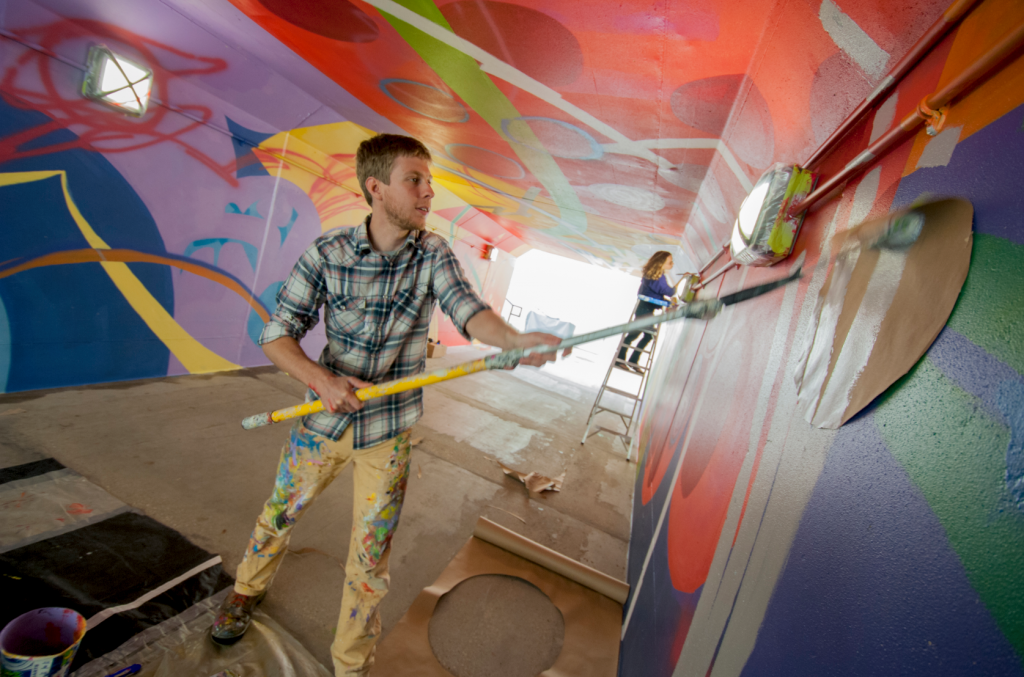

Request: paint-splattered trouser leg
left=331, top=431, right=412, bottom=676
left=234, top=421, right=349, bottom=596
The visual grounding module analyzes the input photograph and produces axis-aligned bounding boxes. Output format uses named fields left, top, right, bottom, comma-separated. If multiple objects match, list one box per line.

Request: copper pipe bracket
left=918, top=99, right=948, bottom=136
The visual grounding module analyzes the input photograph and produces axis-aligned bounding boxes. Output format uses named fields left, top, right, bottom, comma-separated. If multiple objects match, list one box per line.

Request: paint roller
left=847, top=209, right=925, bottom=251
left=240, top=267, right=804, bottom=430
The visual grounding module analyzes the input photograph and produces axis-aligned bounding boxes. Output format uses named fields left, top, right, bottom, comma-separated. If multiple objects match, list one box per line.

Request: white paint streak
left=251, top=132, right=288, bottom=299
left=418, top=392, right=546, bottom=463
left=673, top=270, right=801, bottom=677
left=796, top=167, right=881, bottom=422
left=869, top=92, right=898, bottom=144
left=588, top=183, right=666, bottom=212
left=88, top=557, right=223, bottom=628
left=916, top=126, right=963, bottom=169
left=797, top=245, right=860, bottom=423
left=812, top=248, right=906, bottom=427
left=848, top=165, right=882, bottom=227
left=819, top=0, right=891, bottom=78
left=710, top=412, right=838, bottom=676
left=703, top=209, right=844, bottom=676
left=792, top=210, right=844, bottom=396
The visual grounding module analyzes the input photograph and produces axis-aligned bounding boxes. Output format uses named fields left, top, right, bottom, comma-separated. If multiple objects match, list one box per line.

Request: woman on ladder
left=617, top=251, right=683, bottom=373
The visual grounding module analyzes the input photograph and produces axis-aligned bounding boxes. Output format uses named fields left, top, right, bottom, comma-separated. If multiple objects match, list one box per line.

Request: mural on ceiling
left=227, top=0, right=758, bottom=272
left=622, top=1, right=1024, bottom=675
left=0, top=0, right=514, bottom=392
left=225, top=0, right=963, bottom=274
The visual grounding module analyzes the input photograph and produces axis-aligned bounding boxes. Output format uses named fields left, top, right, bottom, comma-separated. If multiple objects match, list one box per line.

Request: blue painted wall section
left=0, top=101, right=172, bottom=390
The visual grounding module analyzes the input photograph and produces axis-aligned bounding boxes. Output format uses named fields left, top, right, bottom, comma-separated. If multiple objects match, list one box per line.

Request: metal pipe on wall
left=803, top=0, right=982, bottom=170
left=698, top=242, right=730, bottom=276
left=790, top=19, right=1024, bottom=216
left=693, top=263, right=738, bottom=291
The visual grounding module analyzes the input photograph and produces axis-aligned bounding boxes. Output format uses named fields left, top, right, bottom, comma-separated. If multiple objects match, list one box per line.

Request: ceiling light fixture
left=82, top=45, right=153, bottom=117
left=729, top=164, right=818, bottom=266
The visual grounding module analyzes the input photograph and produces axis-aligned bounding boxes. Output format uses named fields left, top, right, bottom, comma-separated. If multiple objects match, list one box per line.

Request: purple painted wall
left=0, top=0, right=511, bottom=391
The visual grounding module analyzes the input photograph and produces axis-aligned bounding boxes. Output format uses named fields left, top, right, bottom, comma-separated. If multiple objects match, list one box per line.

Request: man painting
left=210, top=134, right=562, bottom=676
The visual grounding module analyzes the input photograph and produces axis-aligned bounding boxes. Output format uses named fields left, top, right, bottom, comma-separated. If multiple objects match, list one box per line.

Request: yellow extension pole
left=240, top=268, right=804, bottom=431
left=242, top=358, right=489, bottom=429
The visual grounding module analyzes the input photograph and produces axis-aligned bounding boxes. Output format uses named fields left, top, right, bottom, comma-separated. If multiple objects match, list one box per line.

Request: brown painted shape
left=840, top=198, right=974, bottom=424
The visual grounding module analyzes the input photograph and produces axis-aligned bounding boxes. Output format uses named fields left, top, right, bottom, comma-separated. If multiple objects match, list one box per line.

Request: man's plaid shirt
left=259, top=218, right=489, bottom=449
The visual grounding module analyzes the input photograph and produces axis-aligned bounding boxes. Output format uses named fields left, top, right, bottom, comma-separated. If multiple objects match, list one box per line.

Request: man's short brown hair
left=356, top=134, right=432, bottom=206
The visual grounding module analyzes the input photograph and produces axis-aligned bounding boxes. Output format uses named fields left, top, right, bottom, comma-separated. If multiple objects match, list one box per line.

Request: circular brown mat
left=428, top=574, right=565, bottom=677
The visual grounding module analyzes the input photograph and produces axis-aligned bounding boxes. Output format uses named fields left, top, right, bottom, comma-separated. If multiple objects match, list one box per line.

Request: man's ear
left=365, top=176, right=382, bottom=204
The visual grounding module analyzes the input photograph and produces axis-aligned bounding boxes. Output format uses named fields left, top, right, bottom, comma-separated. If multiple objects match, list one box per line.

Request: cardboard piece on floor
left=497, top=461, right=565, bottom=494
left=373, top=517, right=626, bottom=676
left=794, top=198, right=973, bottom=428
left=426, top=340, right=446, bottom=358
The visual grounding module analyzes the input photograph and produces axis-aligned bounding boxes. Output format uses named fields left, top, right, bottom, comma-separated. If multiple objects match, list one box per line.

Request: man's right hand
left=309, top=372, right=374, bottom=414
left=262, top=337, right=374, bottom=414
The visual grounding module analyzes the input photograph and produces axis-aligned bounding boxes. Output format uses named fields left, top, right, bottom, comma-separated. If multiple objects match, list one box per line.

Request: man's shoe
left=210, top=591, right=265, bottom=646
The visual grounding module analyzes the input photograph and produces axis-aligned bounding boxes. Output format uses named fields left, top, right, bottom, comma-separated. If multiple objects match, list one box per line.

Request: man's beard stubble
left=382, top=193, right=425, bottom=233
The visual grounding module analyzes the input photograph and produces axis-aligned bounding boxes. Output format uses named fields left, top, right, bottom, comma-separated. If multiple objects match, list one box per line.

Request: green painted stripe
left=378, top=0, right=589, bottom=237
left=875, top=359, right=1023, bottom=655
left=947, top=234, right=1024, bottom=376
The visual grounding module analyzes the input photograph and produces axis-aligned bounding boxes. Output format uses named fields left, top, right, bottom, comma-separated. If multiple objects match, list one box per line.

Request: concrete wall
left=0, top=0, right=512, bottom=392
left=622, top=2, right=1024, bottom=675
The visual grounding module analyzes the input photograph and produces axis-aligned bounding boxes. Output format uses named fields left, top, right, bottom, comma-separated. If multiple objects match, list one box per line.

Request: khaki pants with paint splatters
left=234, top=421, right=412, bottom=676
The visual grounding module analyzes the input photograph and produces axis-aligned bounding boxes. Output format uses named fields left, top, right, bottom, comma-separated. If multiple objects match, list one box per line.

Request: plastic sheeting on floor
left=73, top=590, right=331, bottom=677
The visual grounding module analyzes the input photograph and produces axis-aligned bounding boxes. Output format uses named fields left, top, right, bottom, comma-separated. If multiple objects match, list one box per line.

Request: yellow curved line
left=0, top=171, right=240, bottom=374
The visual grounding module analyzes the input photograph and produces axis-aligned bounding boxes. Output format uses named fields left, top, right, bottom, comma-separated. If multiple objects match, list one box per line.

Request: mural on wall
left=0, top=0, right=524, bottom=391
left=623, top=1, right=1024, bottom=674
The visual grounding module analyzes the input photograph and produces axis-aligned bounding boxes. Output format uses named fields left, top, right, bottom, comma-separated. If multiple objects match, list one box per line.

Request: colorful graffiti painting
left=1, top=0, right=1022, bottom=674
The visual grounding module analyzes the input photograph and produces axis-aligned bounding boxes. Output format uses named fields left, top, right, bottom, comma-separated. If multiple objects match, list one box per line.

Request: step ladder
left=581, top=296, right=667, bottom=461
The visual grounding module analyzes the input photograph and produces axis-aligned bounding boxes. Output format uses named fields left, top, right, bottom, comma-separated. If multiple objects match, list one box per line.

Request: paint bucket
left=0, top=608, right=87, bottom=677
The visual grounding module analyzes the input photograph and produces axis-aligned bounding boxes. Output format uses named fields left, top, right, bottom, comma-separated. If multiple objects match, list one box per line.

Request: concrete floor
left=0, top=345, right=635, bottom=670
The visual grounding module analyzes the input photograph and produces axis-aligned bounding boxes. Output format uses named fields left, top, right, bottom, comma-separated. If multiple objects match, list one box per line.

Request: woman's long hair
left=642, top=251, right=671, bottom=280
